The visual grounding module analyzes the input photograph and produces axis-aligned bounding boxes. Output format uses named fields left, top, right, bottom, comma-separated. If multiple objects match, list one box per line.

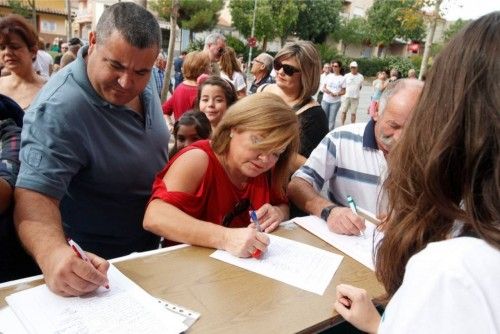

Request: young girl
left=368, top=71, right=387, bottom=118
left=197, top=76, right=237, bottom=132
left=169, top=110, right=211, bottom=159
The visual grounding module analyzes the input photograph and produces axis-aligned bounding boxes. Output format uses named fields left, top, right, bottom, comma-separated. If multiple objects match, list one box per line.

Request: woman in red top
left=144, top=93, right=299, bottom=257
left=163, top=51, right=210, bottom=128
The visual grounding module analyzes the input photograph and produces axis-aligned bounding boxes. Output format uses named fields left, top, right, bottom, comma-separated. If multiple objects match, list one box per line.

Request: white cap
left=349, top=61, right=358, bottom=68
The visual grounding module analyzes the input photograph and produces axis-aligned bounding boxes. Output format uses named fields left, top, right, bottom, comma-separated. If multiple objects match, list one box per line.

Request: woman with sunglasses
left=144, top=93, right=299, bottom=257
left=0, top=14, right=45, bottom=110
left=258, top=41, right=328, bottom=170
left=334, top=12, right=500, bottom=333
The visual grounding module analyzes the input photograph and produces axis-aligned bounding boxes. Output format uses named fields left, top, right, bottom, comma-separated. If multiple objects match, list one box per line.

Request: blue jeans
left=321, top=100, right=341, bottom=130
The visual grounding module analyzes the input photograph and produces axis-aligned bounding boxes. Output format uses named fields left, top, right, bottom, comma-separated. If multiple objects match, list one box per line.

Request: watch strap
left=320, top=204, right=336, bottom=221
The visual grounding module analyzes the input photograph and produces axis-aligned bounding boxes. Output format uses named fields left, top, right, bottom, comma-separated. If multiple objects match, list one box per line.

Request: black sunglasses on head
left=273, top=60, right=300, bottom=76
left=222, top=198, right=250, bottom=227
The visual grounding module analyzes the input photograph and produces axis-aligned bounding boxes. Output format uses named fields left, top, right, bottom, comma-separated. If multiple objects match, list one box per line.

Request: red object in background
left=408, top=42, right=420, bottom=53
left=247, top=36, right=257, bottom=48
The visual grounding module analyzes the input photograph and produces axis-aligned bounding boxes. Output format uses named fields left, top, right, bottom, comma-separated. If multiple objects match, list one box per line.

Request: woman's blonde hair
left=219, top=46, right=242, bottom=78
left=275, top=40, right=321, bottom=106
left=182, top=51, right=210, bottom=81
left=212, top=92, right=300, bottom=196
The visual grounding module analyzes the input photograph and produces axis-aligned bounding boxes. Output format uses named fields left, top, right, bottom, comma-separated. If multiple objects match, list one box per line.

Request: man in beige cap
left=339, top=61, right=364, bottom=125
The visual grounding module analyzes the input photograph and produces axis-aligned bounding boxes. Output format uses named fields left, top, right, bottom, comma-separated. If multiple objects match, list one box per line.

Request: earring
left=229, top=133, right=233, bottom=138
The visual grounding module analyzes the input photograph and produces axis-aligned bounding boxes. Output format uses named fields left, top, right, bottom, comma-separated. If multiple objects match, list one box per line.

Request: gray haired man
left=15, top=2, right=169, bottom=296
left=288, top=79, right=423, bottom=236
left=248, top=52, right=274, bottom=94
left=203, top=32, right=226, bottom=75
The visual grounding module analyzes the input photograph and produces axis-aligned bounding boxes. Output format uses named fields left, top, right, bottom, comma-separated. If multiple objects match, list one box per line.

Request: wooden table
left=0, top=222, right=385, bottom=333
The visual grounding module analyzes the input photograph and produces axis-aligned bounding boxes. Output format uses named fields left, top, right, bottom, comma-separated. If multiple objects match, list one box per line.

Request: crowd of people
left=0, top=3, right=498, bottom=332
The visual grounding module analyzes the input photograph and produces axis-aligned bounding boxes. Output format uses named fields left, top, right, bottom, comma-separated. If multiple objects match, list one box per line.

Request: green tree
left=230, top=0, right=299, bottom=49
left=443, top=18, right=469, bottom=41
left=333, top=16, right=371, bottom=55
left=152, top=0, right=224, bottom=41
left=367, top=0, right=425, bottom=46
left=295, top=0, right=342, bottom=44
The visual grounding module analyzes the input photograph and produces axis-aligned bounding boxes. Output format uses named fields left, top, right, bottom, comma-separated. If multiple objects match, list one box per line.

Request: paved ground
left=332, top=82, right=373, bottom=128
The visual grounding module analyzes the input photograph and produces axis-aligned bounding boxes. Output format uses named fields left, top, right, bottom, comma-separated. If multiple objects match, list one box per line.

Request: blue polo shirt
left=17, top=46, right=169, bottom=259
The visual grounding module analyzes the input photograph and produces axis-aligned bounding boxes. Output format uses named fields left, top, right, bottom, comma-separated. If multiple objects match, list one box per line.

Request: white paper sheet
left=210, top=234, right=343, bottom=295
left=293, top=215, right=384, bottom=270
left=0, top=307, right=28, bottom=334
left=5, top=264, right=187, bottom=334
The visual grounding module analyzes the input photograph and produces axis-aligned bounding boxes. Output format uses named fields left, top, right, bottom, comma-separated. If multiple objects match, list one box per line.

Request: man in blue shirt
left=14, top=2, right=169, bottom=296
left=173, top=50, right=186, bottom=88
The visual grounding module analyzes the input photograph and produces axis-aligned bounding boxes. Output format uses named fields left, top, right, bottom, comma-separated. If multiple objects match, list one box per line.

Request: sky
left=441, top=0, right=500, bottom=21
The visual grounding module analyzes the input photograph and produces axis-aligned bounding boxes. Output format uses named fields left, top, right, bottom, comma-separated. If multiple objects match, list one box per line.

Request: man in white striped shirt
left=288, top=79, right=423, bottom=235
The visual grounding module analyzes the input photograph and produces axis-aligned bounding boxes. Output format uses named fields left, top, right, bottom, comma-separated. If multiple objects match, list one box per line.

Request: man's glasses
left=253, top=59, right=264, bottom=65
left=222, top=198, right=250, bottom=227
left=217, top=47, right=225, bottom=56
left=273, top=60, right=300, bottom=76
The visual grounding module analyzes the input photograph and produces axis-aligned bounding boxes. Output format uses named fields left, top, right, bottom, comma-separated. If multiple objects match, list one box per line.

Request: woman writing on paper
left=144, top=93, right=299, bottom=257
left=333, top=12, right=500, bottom=333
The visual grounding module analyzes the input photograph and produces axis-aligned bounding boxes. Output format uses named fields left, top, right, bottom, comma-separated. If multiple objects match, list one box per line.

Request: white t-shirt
left=379, top=237, right=500, bottom=333
left=322, top=73, right=345, bottom=103
left=344, top=72, right=364, bottom=98
left=33, top=50, right=53, bottom=80
left=315, top=72, right=329, bottom=98
left=221, top=71, right=246, bottom=92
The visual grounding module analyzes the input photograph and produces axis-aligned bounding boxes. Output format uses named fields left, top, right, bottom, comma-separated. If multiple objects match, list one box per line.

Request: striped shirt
left=292, top=119, right=387, bottom=215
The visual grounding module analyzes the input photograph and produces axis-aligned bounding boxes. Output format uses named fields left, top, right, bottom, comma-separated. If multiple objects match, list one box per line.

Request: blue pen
left=347, top=195, right=365, bottom=238
left=249, top=211, right=262, bottom=258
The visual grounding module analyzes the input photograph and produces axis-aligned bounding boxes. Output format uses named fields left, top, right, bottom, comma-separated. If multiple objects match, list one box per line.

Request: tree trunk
left=66, top=0, right=72, bottom=40
left=419, top=0, right=443, bottom=80
left=29, top=0, right=37, bottom=32
left=161, top=0, right=179, bottom=102
left=262, top=37, right=268, bottom=51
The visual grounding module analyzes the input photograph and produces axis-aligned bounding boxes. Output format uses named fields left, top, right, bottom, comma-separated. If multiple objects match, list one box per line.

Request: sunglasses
left=332, top=64, right=339, bottom=67
left=252, top=59, right=264, bottom=65
left=273, top=60, right=300, bottom=76
left=222, top=198, right=250, bottom=227
left=217, top=47, right=225, bottom=56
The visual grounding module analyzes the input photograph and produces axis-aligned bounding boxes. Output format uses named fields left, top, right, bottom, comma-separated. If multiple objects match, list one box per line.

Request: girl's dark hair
left=169, top=110, right=211, bottom=158
left=331, top=59, right=344, bottom=75
left=197, top=75, right=238, bottom=108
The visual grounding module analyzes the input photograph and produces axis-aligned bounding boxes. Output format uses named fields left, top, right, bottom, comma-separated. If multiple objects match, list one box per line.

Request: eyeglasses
left=222, top=198, right=250, bottom=227
left=253, top=59, right=264, bottom=65
left=217, top=47, right=225, bottom=56
left=332, top=64, right=339, bottom=68
left=273, top=60, right=300, bottom=76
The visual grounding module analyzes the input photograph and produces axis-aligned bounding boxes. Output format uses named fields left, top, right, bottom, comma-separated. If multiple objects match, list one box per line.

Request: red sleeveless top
left=150, top=140, right=287, bottom=227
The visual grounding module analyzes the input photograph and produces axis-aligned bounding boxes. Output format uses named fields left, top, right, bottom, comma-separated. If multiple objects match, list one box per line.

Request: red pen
left=249, top=211, right=262, bottom=259
left=67, top=238, right=109, bottom=289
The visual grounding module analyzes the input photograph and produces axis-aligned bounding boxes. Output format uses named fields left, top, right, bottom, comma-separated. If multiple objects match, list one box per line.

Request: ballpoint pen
left=347, top=195, right=365, bottom=238
left=249, top=211, right=262, bottom=259
left=68, top=238, right=110, bottom=289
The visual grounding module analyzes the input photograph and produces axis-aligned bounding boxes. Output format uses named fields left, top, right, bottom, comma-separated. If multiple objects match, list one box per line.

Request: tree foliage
left=333, top=16, right=371, bottom=55
left=295, top=0, right=342, bottom=44
left=7, top=0, right=32, bottom=19
left=443, top=18, right=469, bottom=41
left=367, top=0, right=426, bottom=45
left=230, top=0, right=299, bottom=48
left=152, top=0, right=223, bottom=37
